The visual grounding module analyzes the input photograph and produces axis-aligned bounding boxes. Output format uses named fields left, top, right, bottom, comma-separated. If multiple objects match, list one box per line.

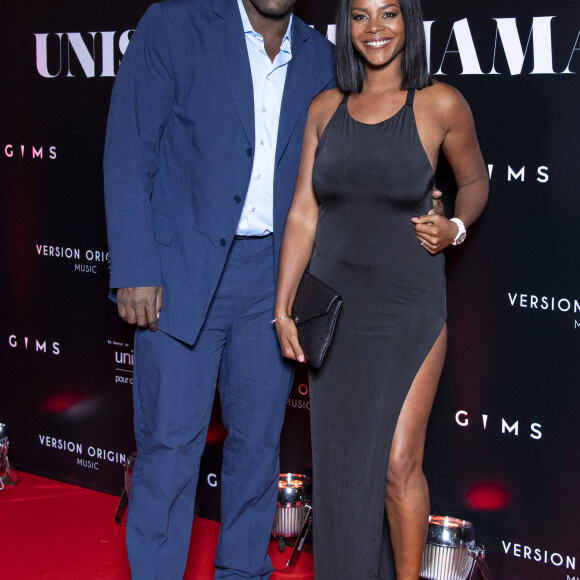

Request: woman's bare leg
left=385, top=324, right=447, bottom=579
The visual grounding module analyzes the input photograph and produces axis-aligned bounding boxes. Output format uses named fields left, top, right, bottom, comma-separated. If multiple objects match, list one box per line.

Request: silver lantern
left=272, top=473, right=311, bottom=537
left=420, top=515, right=493, bottom=580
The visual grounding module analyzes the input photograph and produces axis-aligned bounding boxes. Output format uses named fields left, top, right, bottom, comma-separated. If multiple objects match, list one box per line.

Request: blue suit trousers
left=126, top=235, right=294, bottom=579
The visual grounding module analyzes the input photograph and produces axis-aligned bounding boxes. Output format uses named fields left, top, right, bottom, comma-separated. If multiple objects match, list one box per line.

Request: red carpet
left=2, top=471, right=313, bottom=579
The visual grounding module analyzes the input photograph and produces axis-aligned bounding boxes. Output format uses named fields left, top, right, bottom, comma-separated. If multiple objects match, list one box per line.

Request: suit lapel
left=210, top=0, right=255, bottom=147
left=276, top=19, right=314, bottom=165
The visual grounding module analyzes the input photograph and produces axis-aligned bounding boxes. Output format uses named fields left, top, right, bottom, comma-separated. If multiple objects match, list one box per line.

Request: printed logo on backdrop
left=35, top=243, right=109, bottom=275
left=426, top=17, right=579, bottom=75
left=455, top=410, right=542, bottom=440
left=205, top=472, right=219, bottom=488
left=507, top=292, right=580, bottom=330
left=108, top=339, right=133, bottom=386
left=501, top=539, right=577, bottom=577
left=487, top=164, right=549, bottom=184
left=33, top=18, right=579, bottom=78
left=37, top=434, right=126, bottom=471
left=7, top=334, right=60, bottom=356
left=287, top=382, right=310, bottom=412
left=3, top=144, right=57, bottom=160
left=34, top=31, right=133, bottom=78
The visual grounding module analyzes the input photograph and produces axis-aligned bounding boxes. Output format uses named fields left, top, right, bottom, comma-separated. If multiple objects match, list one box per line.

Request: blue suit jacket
left=104, top=0, right=334, bottom=346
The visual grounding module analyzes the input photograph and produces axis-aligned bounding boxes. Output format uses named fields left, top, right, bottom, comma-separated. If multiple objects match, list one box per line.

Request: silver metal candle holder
left=114, top=451, right=136, bottom=524
left=272, top=473, right=313, bottom=571
left=420, top=515, right=493, bottom=580
left=0, top=423, right=19, bottom=489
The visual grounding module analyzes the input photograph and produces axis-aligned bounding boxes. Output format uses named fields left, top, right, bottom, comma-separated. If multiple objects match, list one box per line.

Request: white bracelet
left=271, top=315, right=291, bottom=324
left=449, top=217, right=467, bottom=246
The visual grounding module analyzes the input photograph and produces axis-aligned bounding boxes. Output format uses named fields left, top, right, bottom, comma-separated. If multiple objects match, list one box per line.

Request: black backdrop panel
left=1, top=1, right=578, bottom=578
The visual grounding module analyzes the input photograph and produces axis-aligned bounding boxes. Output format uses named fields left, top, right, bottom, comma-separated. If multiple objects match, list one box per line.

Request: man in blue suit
left=104, top=0, right=334, bottom=577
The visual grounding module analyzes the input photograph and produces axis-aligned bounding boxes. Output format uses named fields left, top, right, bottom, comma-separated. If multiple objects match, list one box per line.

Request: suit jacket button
left=246, top=148, right=253, bottom=157
left=220, top=238, right=227, bottom=247
left=234, top=195, right=242, bottom=204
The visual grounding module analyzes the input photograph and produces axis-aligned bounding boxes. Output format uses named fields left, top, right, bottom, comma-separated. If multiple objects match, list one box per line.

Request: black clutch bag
left=291, top=272, right=342, bottom=369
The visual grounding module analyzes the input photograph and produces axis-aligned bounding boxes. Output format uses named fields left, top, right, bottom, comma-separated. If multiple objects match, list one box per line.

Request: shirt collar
left=237, top=0, right=293, bottom=51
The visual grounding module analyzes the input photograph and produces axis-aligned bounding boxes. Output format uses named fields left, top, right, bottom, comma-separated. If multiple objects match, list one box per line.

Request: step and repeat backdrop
left=1, top=0, right=578, bottom=578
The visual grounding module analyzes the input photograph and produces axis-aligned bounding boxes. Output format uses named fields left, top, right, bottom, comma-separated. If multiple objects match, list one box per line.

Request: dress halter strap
left=405, top=89, right=415, bottom=106
left=341, top=92, right=350, bottom=104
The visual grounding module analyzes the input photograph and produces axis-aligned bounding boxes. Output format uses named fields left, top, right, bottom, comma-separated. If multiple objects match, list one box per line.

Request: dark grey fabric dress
left=309, top=89, right=446, bottom=579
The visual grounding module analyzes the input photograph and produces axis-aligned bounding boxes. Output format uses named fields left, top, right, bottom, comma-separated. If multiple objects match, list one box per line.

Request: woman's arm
left=413, top=85, right=489, bottom=253
left=273, top=91, right=340, bottom=362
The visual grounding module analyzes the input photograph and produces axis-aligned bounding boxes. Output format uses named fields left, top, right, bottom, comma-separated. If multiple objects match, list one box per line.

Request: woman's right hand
left=274, top=318, right=306, bottom=364
left=273, top=93, right=337, bottom=366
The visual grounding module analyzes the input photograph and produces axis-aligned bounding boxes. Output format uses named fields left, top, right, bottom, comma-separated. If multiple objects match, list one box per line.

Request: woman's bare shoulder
left=309, top=88, right=344, bottom=119
left=311, top=87, right=344, bottom=109
left=416, top=81, right=475, bottom=132
left=307, top=88, right=345, bottom=137
left=418, top=81, right=471, bottom=116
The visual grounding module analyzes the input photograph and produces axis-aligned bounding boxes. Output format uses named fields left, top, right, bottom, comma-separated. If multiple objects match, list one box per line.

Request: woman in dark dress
left=273, top=0, right=489, bottom=577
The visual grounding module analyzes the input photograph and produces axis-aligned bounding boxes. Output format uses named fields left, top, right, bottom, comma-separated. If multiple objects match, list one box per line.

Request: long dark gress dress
left=308, top=89, right=446, bottom=579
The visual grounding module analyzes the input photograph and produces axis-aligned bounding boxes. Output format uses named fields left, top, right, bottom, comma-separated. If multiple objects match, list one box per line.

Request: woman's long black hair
left=335, top=0, right=433, bottom=93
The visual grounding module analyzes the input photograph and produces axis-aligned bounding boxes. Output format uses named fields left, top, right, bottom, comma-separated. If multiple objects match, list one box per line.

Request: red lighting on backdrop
left=43, top=392, right=86, bottom=413
left=205, top=423, right=228, bottom=445
left=465, top=481, right=510, bottom=511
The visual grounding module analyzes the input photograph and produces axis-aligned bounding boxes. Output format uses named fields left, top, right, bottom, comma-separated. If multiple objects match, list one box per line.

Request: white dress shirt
left=235, top=0, right=293, bottom=236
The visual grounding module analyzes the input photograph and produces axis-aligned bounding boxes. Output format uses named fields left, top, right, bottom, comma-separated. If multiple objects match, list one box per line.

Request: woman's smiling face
left=350, top=0, right=406, bottom=69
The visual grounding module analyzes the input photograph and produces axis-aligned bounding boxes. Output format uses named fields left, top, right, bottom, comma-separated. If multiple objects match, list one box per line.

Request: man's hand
left=117, top=287, right=163, bottom=331
left=428, top=187, right=444, bottom=216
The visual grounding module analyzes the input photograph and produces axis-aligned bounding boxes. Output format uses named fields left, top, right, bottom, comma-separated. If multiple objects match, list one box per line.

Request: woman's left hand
left=411, top=214, right=458, bottom=254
